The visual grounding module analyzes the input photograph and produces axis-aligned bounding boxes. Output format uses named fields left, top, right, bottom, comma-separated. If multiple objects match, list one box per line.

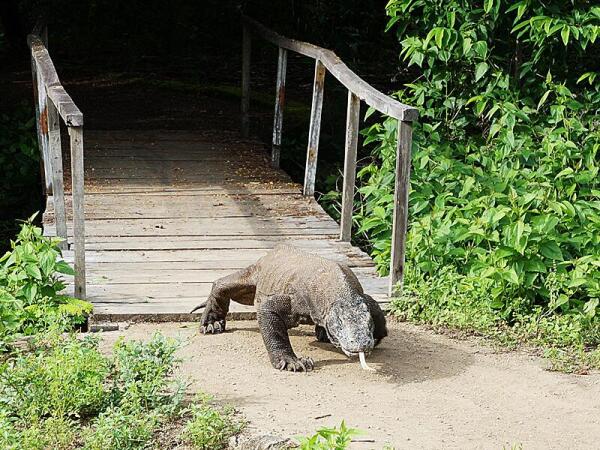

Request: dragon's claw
left=274, top=355, right=314, bottom=372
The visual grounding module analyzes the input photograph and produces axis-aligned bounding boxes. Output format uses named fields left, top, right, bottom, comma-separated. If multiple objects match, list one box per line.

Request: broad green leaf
left=540, top=242, right=563, bottom=261
left=56, top=260, right=75, bottom=275
left=561, top=26, right=570, bottom=46
left=475, top=62, right=489, bottom=82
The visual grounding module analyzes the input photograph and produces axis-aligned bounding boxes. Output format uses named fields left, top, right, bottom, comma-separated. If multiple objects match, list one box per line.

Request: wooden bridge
left=28, top=17, right=417, bottom=321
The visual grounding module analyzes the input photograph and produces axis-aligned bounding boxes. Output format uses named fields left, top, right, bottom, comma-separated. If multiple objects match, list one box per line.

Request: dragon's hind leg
left=199, top=266, right=257, bottom=334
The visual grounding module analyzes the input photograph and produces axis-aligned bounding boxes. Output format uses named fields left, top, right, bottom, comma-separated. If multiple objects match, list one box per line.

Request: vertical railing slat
left=389, top=120, right=413, bottom=296
left=69, top=126, right=86, bottom=299
left=303, top=59, right=326, bottom=197
left=241, top=25, right=251, bottom=138
left=340, top=91, right=360, bottom=241
left=271, top=47, right=287, bottom=168
left=47, top=99, right=68, bottom=250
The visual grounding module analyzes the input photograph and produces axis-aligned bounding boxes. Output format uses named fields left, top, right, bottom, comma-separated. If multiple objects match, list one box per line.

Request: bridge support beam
left=340, top=91, right=360, bottom=242
left=303, top=59, right=326, bottom=197
left=271, top=47, right=287, bottom=168
left=69, top=126, right=86, bottom=299
left=47, top=99, right=68, bottom=250
left=389, top=120, right=413, bottom=296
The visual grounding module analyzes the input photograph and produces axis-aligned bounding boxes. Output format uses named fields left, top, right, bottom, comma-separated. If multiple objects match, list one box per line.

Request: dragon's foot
left=200, top=312, right=226, bottom=334
left=273, top=355, right=314, bottom=372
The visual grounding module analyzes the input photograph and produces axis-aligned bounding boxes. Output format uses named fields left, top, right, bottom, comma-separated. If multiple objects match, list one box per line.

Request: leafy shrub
left=0, top=333, right=194, bottom=449
left=327, top=1, right=600, bottom=360
left=0, top=334, right=109, bottom=421
left=182, top=393, right=245, bottom=450
left=0, top=218, right=92, bottom=346
left=110, top=333, right=183, bottom=411
left=81, top=406, right=162, bottom=450
left=0, top=106, right=38, bottom=210
left=297, top=421, right=360, bottom=450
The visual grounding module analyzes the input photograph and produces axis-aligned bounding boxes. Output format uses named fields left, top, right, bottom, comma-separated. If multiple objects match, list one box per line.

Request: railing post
left=389, top=120, right=413, bottom=296
left=30, top=57, right=52, bottom=195
left=271, top=47, right=287, bottom=168
left=47, top=98, right=68, bottom=250
left=340, top=91, right=360, bottom=241
left=241, top=24, right=251, bottom=138
left=303, top=59, right=326, bottom=197
left=69, top=126, right=86, bottom=299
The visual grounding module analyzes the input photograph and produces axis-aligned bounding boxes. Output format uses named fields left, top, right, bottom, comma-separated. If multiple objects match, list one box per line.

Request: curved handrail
left=27, top=34, right=83, bottom=126
left=242, top=15, right=418, bottom=122
left=241, top=16, right=416, bottom=294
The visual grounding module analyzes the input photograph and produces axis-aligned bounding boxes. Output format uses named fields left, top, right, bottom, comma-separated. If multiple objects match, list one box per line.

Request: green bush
left=82, top=406, right=162, bottom=450
left=297, top=421, right=361, bottom=450
left=327, top=1, right=600, bottom=362
left=0, top=218, right=92, bottom=346
left=0, top=334, right=109, bottom=421
left=0, top=332, right=195, bottom=449
left=182, top=393, right=244, bottom=450
left=0, top=106, right=38, bottom=210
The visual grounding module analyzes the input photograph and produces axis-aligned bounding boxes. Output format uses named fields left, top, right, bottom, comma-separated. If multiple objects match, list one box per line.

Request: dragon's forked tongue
left=359, top=351, right=376, bottom=371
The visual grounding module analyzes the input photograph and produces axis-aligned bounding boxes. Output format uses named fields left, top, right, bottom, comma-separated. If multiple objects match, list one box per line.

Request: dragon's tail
left=189, top=300, right=208, bottom=314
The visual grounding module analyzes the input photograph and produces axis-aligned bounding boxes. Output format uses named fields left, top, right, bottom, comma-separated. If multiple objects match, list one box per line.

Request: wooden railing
left=241, top=16, right=418, bottom=295
left=28, top=28, right=86, bottom=299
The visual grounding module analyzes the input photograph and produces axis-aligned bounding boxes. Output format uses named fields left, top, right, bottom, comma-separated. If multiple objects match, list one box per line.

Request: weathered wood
left=27, top=34, right=83, bottom=126
left=42, top=130, right=390, bottom=318
left=47, top=99, right=67, bottom=250
left=242, top=15, right=418, bottom=122
left=303, top=60, right=326, bottom=197
left=340, top=91, right=360, bottom=242
left=389, top=120, right=413, bottom=296
left=241, top=25, right=251, bottom=137
left=30, top=49, right=49, bottom=195
left=47, top=85, right=84, bottom=127
left=69, top=126, right=86, bottom=298
left=271, top=47, right=287, bottom=167
left=35, top=64, right=52, bottom=194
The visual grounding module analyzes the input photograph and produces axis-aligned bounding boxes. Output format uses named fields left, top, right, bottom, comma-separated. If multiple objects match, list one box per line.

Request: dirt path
left=99, top=320, right=600, bottom=449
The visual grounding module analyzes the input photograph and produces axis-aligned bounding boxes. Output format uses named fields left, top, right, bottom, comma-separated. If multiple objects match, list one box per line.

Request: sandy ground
left=98, top=320, right=600, bottom=450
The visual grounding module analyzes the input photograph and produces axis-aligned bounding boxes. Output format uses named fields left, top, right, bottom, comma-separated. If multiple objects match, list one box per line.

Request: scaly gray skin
left=190, top=245, right=387, bottom=372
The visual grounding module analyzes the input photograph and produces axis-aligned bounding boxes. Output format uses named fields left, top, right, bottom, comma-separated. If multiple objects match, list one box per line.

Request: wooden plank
left=271, top=47, right=287, bottom=167
left=47, top=100, right=67, bottom=250
left=30, top=47, right=45, bottom=196
left=80, top=237, right=356, bottom=251
left=241, top=24, right=251, bottom=137
left=303, top=60, right=326, bottom=197
left=61, top=248, right=374, bottom=266
left=389, top=120, right=413, bottom=295
left=85, top=264, right=382, bottom=285
left=340, top=91, right=360, bottom=242
left=35, top=65, right=52, bottom=194
left=242, top=15, right=418, bottom=122
left=69, top=126, right=86, bottom=298
left=27, top=35, right=83, bottom=126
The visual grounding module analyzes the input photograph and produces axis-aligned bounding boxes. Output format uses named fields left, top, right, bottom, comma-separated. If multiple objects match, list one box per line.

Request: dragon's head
left=324, top=294, right=386, bottom=357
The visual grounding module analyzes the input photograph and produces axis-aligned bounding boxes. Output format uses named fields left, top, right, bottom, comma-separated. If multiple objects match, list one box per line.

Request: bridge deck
left=43, top=129, right=388, bottom=321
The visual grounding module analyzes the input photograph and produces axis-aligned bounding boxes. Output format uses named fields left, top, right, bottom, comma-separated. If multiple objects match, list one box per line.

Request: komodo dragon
left=190, top=245, right=387, bottom=372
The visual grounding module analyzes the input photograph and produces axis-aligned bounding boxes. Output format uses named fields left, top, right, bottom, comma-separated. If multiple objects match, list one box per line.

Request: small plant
left=0, top=217, right=92, bottom=346
left=0, top=333, right=213, bottom=449
left=0, top=333, right=109, bottom=422
left=82, top=406, right=162, bottom=450
left=183, top=393, right=245, bottom=450
left=297, top=421, right=361, bottom=450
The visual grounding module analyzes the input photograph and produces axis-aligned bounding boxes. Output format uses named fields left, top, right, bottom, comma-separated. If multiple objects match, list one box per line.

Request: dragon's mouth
left=341, top=348, right=371, bottom=358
